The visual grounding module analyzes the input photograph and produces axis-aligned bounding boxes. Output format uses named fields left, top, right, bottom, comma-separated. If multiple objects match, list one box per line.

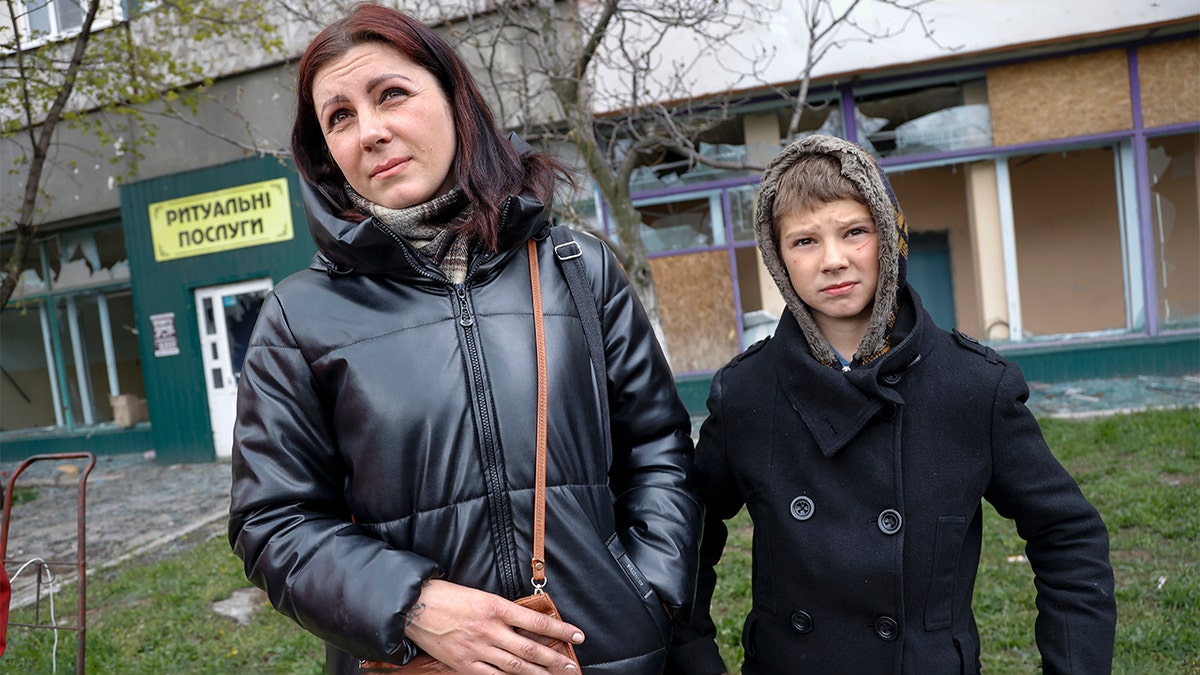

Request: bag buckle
left=554, top=241, right=582, bottom=261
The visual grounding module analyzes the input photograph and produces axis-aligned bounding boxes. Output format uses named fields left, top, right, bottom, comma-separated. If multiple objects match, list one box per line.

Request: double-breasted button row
left=789, top=498, right=903, bottom=535
left=787, top=611, right=900, bottom=641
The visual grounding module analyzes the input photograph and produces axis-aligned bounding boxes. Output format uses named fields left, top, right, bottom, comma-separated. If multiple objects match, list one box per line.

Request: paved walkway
left=2, top=373, right=1197, bottom=608
left=2, top=455, right=230, bottom=608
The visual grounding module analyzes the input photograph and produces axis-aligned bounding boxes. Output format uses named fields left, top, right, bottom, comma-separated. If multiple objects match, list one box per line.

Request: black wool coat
left=669, top=287, right=1116, bottom=675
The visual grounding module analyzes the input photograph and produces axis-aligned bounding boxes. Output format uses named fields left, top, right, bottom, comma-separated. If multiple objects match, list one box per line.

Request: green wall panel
left=119, top=157, right=315, bottom=464
left=999, top=333, right=1200, bottom=383
left=0, top=426, right=154, bottom=464
left=672, top=333, right=1200, bottom=420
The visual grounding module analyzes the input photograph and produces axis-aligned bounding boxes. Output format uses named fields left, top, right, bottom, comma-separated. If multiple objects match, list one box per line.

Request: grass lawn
left=3, top=408, right=1197, bottom=673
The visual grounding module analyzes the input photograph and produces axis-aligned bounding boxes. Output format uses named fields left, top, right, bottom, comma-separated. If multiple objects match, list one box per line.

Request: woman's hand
left=403, top=579, right=585, bottom=673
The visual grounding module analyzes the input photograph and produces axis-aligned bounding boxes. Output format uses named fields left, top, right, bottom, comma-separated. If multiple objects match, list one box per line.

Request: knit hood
left=755, top=134, right=909, bottom=367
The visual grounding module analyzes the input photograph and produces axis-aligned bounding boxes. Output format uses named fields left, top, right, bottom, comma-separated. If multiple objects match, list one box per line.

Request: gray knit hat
left=754, top=134, right=909, bottom=366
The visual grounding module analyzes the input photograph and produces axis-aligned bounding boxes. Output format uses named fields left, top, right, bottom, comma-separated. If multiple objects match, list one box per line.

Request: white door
left=195, top=279, right=273, bottom=458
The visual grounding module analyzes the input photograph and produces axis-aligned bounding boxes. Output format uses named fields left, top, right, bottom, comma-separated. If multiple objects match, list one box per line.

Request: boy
left=667, top=135, right=1116, bottom=674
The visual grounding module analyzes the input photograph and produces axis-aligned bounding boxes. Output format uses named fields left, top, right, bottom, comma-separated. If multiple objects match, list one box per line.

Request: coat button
left=877, top=509, right=902, bottom=535
left=790, top=495, right=814, bottom=521
left=791, top=610, right=813, bottom=633
left=874, top=616, right=899, bottom=641
left=882, top=372, right=901, bottom=385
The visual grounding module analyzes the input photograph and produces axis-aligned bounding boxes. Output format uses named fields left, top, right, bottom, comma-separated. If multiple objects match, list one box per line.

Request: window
left=559, top=186, right=605, bottom=237
left=1009, top=146, right=1128, bottom=337
left=853, top=78, right=992, bottom=158
left=729, top=184, right=758, bottom=243
left=1148, top=132, right=1200, bottom=330
left=14, top=0, right=148, bottom=44
left=634, top=193, right=726, bottom=254
left=0, top=222, right=142, bottom=433
left=23, top=0, right=87, bottom=39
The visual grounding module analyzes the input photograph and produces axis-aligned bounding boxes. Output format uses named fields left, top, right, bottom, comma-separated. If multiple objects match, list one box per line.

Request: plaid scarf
left=347, top=185, right=473, bottom=284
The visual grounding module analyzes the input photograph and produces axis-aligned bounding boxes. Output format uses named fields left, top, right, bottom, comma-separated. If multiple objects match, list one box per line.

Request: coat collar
left=301, top=180, right=550, bottom=283
left=770, top=285, right=929, bottom=457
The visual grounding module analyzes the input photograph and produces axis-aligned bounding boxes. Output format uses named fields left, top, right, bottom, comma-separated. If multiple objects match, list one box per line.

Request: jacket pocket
left=925, top=515, right=966, bottom=631
left=606, top=533, right=655, bottom=600
left=953, top=628, right=981, bottom=674
left=741, top=610, right=758, bottom=660
left=606, top=533, right=670, bottom=642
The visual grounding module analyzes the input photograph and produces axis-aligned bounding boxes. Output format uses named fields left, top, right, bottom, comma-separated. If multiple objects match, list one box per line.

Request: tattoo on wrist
left=403, top=602, right=426, bottom=627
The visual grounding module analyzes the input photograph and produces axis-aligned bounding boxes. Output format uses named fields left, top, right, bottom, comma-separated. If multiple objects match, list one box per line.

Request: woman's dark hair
left=292, top=2, right=569, bottom=250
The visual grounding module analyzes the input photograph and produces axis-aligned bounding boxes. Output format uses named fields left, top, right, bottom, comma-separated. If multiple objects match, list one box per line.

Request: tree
left=2, top=0, right=948, bottom=356
left=0, top=0, right=286, bottom=308
left=383, top=0, right=950, bottom=361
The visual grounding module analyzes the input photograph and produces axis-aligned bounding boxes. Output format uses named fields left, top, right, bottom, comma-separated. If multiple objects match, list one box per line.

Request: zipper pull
left=455, top=285, right=475, bottom=327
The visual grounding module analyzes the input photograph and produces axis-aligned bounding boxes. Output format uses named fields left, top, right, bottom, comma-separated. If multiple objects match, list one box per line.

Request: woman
left=227, top=4, right=701, bottom=674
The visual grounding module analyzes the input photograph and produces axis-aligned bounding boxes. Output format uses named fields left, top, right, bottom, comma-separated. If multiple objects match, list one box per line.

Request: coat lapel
left=770, top=288, right=926, bottom=458
left=772, top=316, right=884, bottom=457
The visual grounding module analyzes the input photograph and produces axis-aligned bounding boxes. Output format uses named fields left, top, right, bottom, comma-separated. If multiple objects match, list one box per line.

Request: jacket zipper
left=464, top=196, right=522, bottom=597
left=372, top=212, right=523, bottom=598
left=455, top=284, right=520, bottom=598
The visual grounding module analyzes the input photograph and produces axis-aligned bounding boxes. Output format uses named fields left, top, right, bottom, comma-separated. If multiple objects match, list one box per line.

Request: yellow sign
left=149, top=178, right=294, bottom=261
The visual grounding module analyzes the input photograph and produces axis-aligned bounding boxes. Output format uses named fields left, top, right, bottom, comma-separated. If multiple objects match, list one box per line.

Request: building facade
left=2, top=1, right=1197, bottom=463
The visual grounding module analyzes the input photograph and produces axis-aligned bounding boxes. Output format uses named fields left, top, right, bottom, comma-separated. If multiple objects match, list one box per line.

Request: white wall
left=589, top=0, right=1198, bottom=110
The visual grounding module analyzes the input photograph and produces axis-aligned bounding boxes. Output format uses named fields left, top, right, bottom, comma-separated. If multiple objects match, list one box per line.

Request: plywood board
left=650, top=250, right=739, bottom=373
left=1138, top=37, right=1200, bottom=129
left=988, top=49, right=1132, bottom=146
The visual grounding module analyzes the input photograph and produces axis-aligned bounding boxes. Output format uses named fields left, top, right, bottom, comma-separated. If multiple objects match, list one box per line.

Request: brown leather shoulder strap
left=527, top=239, right=548, bottom=591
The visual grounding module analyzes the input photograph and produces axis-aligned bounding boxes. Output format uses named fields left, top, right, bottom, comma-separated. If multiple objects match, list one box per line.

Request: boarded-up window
left=650, top=250, right=739, bottom=373
left=988, top=50, right=1132, bottom=146
left=1138, top=37, right=1200, bottom=129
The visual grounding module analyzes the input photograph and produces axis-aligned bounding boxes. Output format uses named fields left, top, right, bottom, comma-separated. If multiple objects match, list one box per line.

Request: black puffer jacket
left=229, top=181, right=702, bottom=674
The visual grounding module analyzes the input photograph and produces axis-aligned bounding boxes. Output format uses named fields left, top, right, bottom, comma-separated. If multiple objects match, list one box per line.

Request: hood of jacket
left=754, top=134, right=910, bottom=366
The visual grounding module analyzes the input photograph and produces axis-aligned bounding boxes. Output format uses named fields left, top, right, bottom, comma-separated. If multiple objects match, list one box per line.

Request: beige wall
left=1010, top=147, right=1127, bottom=335
left=1, top=365, right=59, bottom=429
left=964, top=161, right=1011, bottom=341
left=887, top=166, right=980, bottom=336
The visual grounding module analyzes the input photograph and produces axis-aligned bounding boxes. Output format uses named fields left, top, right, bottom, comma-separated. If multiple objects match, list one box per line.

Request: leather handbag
left=360, top=239, right=581, bottom=673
